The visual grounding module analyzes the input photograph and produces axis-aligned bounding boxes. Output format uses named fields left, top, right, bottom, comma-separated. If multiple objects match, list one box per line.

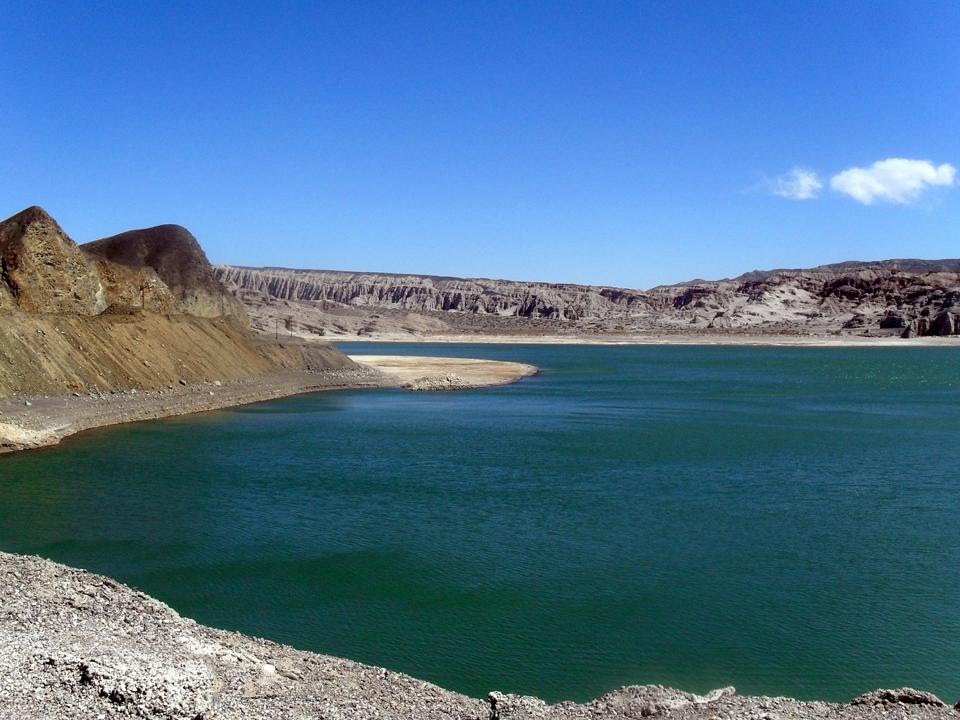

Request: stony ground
left=1, top=552, right=957, bottom=720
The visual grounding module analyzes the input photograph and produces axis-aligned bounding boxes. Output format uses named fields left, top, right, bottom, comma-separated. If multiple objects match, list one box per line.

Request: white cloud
left=830, top=158, right=956, bottom=205
left=771, top=167, right=823, bottom=200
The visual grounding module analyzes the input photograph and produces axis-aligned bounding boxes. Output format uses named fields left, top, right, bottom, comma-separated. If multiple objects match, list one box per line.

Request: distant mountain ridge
left=725, top=259, right=960, bottom=285
left=214, top=259, right=960, bottom=339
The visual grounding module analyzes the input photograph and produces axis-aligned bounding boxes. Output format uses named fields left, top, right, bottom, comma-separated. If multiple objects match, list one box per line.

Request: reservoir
left=1, top=344, right=958, bottom=703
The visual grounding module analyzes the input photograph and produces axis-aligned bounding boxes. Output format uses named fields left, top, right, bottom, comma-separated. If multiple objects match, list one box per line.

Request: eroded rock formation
left=214, top=261, right=960, bottom=339
left=0, top=207, right=106, bottom=314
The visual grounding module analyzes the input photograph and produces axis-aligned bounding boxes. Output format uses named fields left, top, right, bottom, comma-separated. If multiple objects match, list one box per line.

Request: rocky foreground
left=1, top=552, right=957, bottom=720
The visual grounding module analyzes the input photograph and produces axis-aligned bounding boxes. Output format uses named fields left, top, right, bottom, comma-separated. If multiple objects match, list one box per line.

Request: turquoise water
left=1, top=344, right=959, bottom=703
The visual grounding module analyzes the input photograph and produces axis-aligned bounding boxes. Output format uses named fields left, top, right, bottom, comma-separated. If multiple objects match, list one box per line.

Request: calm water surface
left=1, top=344, right=959, bottom=703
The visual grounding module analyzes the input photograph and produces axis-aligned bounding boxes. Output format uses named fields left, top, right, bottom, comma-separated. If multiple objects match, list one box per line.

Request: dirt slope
left=0, top=312, right=348, bottom=396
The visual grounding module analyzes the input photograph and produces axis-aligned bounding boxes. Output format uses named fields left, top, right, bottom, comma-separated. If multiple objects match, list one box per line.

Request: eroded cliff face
left=214, top=262, right=960, bottom=339
left=645, top=263, right=960, bottom=337
left=214, top=266, right=646, bottom=321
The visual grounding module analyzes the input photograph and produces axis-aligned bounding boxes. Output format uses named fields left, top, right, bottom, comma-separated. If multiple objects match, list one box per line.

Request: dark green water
left=1, top=344, right=959, bottom=703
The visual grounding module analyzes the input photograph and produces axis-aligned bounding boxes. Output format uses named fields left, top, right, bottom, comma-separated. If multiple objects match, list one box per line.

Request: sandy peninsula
left=348, top=354, right=538, bottom=388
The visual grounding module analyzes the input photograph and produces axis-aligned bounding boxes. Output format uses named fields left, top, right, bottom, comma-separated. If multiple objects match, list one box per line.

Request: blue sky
left=2, top=1, right=958, bottom=287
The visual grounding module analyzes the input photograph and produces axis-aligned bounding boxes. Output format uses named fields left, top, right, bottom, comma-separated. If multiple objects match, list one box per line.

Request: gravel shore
left=1, top=551, right=957, bottom=720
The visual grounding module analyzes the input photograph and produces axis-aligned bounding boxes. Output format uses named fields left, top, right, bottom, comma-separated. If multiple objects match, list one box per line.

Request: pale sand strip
left=340, top=332, right=960, bottom=347
left=348, top=355, right=539, bottom=389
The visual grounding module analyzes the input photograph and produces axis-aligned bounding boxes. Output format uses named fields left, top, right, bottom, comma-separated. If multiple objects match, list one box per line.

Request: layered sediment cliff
left=214, top=261, right=960, bottom=340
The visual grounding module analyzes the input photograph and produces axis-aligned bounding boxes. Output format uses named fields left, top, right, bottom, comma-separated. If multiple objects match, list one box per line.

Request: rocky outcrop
left=215, top=261, right=960, bottom=339
left=404, top=373, right=470, bottom=391
left=2, top=551, right=958, bottom=720
left=0, top=207, right=106, bottom=315
left=82, top=224, right=245, bottom=320
left=0, top=206, right=243, bottom=321
left=852, top=689, right=948, bottom=708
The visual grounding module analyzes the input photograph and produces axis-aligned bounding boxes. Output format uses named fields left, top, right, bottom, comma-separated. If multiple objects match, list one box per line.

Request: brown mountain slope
left=0, top=207, right=357, bottom=396
left=83, top=225, right=245, bottom=319
left=0, top=313, right=300, bottom=396
left=214, top=262, right=960, bottom=339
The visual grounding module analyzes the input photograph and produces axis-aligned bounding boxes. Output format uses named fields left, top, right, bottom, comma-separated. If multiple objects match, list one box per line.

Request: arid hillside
left=83, top=224, right=247, bottom=320
left=214, top=261, right=960, bottom=340
left=0, top=207, right=357, bottom=396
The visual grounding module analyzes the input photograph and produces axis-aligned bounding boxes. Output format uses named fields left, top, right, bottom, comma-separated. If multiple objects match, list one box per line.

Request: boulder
left=928, top=310, right=959, bottom=336
left=853, top=688, right=946, bottom=707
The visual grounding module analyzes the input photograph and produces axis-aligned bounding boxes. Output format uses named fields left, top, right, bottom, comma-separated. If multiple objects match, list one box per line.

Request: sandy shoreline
left=334, top=332, right=960, bottom=347
left=0, top=355, right=539, bottom=455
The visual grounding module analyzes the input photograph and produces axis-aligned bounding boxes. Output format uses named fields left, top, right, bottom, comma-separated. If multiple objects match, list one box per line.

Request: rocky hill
left=0, top=206, right=108, bottom=315
left=0, top=206, right=241, bottom=320
left=214, top=261, right=960, bottom=340
left=0, top=207, right=357, bottom=396
left=83, top=224, right=246, bottom=320
left=3, top=550, right=957, bottom=720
